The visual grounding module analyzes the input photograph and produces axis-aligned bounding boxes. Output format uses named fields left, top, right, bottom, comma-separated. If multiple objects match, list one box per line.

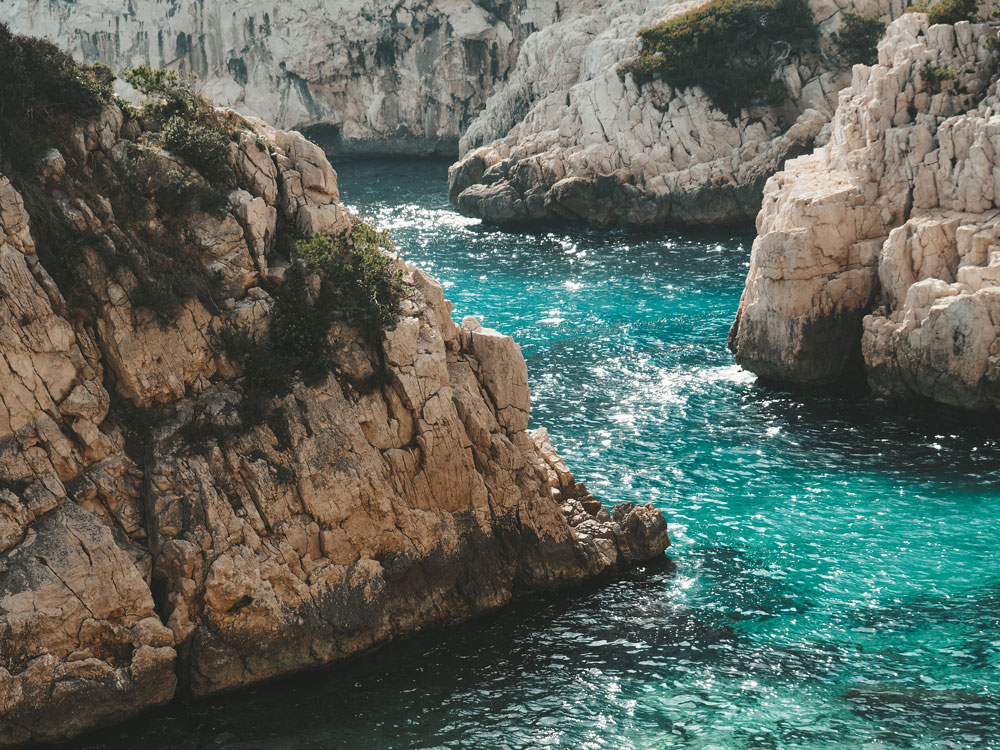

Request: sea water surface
left=79, top=160, right=1000, bottom=750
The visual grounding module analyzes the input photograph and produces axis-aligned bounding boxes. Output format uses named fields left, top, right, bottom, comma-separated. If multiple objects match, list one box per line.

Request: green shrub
left=176, top=418, right=236, bottom=450
left=223, top=222, right=409, bottom=426
left=254, top=134, right=275, bottom=155
left=0, top=477, right=31, bottom=495
left=131, top=279, right=184, bottom=321
left=123, top=66, right=201, bottom=122
left=268, top=263, right=335, bottom=383
left=123, top=65, right=234, bottom=182
left=162, top=115, right=231, bottom=183
left=907, top=0, right=980, bottom=24
left=125, top=154, right=227, bottom=217
left=621, top=0, right=818, bottom=113
left=274, top=465, right=296, bottom=484
left=0, top=23, right=112, bottom=173
left=156, top=169, right=229, bottom=215
left=832, top=12, right=885, bottom=66
left=226, top=263, right=333, bottom=426
left=985, top=30, right=1000, bottom=56
left=921, top=65, right=956, bottom=90
left=113, top=95, right=135, bottom=119
left=217, top=324, right=257, bottom=362
left=294, top=222, right=410, bottom=335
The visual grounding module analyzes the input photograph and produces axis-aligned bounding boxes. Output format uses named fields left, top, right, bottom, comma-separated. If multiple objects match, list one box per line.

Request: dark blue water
left=78, top=160, right=1000, bottom=750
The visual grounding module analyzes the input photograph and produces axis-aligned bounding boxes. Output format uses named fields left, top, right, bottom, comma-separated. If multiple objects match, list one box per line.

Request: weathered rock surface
left=1, top=0, right=566, bottom=156
left=448, top=0, right=907, bottom=227
left=731, top=11, right=1000, bottom=410
left=0, top=96, right=668, bottom=744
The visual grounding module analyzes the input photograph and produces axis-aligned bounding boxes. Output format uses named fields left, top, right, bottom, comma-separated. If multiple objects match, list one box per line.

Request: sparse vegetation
left=906, top=0, right=980, bottom=24
left=123, top=64, right=235, bottom=183
left=130, top=279, right=184, bottom=322
left=0, top=22, right=112, bottom=173
left=621, top=0, right=818, bottom=113
left=921, top=65, right=956, bottom=91
left=211, top=221, right=410, bottom=428
left=832, top=12, right=885, bottom=66
left=294, top=223, right=410, bottom=335
left=155, top=169, right=229, bottom=216
left=161, top=115, right=232, bottom=182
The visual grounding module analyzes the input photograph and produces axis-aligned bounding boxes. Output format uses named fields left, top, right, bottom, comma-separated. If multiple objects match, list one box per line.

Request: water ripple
left=78, top=159, right=1000, bottom=750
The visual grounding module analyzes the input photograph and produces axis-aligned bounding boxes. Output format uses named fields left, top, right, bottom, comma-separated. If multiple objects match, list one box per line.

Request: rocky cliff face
left=0, top=92, right=668, bottom=745
left=448, top=0, right=905, bottom=227
left=730, top=11, right=1000, bottom=409
left=1, top=0, right=564, bottom=156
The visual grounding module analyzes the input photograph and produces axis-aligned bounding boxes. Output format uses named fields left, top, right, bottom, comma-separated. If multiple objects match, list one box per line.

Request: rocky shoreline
left=0, top=56, right=669, bottom=745
left=6, top=0, right=1000, bottom=743
left=731, top=12, right=1000, bottom=410
left=447, top=0, right=906, bottom=228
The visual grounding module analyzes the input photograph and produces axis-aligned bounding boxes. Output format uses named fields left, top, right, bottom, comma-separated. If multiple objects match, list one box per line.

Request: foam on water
left=79, top=160, right=1000, bottom=750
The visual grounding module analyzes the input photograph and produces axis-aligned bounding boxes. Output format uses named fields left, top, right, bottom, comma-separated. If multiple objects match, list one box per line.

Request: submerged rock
left=731, top=12, right=1000, bottom=410
left=448, top=0, right=906, bottom=228
left=0, top=91, right=668, bottom=747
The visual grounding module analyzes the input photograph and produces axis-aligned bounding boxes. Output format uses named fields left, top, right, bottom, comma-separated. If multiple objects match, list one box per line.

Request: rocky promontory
left=730, top=9, right=1000, bottom=410
left=448, top=0, right=905, bottom=228
left=0, top=33, right=668, bottom=746
left=1, top=0, right=566, bottom=156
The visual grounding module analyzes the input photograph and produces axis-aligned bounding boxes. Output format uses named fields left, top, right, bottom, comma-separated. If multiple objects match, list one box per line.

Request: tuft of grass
left=621, top=0, right=817, bottom=114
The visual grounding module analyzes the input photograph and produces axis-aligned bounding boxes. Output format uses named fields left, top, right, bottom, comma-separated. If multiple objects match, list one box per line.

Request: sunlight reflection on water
left=78, top=160, right=1000, bottom=750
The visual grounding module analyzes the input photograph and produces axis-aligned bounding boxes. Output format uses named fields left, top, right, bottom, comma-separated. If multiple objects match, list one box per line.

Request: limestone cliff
left=448, top=0, right=905, bottom=227
left=1, top=0, right=564, bottom=156
left=0, top=62, right=668, bottom=746
left=730, top=11, right=1000, bottom=409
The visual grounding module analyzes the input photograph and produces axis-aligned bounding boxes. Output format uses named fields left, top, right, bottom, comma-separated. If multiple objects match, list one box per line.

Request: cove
left=71, top=160, right=1000, bottom=750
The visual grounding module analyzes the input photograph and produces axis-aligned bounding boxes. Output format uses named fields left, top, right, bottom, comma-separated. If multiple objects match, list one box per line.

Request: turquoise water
left=78, top=160, right=1000, bottom=750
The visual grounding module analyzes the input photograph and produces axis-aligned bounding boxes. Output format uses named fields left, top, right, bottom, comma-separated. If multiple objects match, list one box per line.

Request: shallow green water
left=78, top=160, right=1000, bottom=750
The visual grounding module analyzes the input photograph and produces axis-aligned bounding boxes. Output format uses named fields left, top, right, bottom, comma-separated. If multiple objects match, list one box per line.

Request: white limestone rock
left=448, top=0, right=908, bottom=227
left=731, top=10, right=1000, bottom=410
left=1, top=0, right=565, bottom=155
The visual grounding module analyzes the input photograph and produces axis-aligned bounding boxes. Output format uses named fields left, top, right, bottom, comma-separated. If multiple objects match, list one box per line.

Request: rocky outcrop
left=730, top=11, right=1000, bottom=410
left=448, top=0, right=906, bottom=227
left=1, top=0, right=566, bottom=156
left=0, top=99, right=668, bottom=743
